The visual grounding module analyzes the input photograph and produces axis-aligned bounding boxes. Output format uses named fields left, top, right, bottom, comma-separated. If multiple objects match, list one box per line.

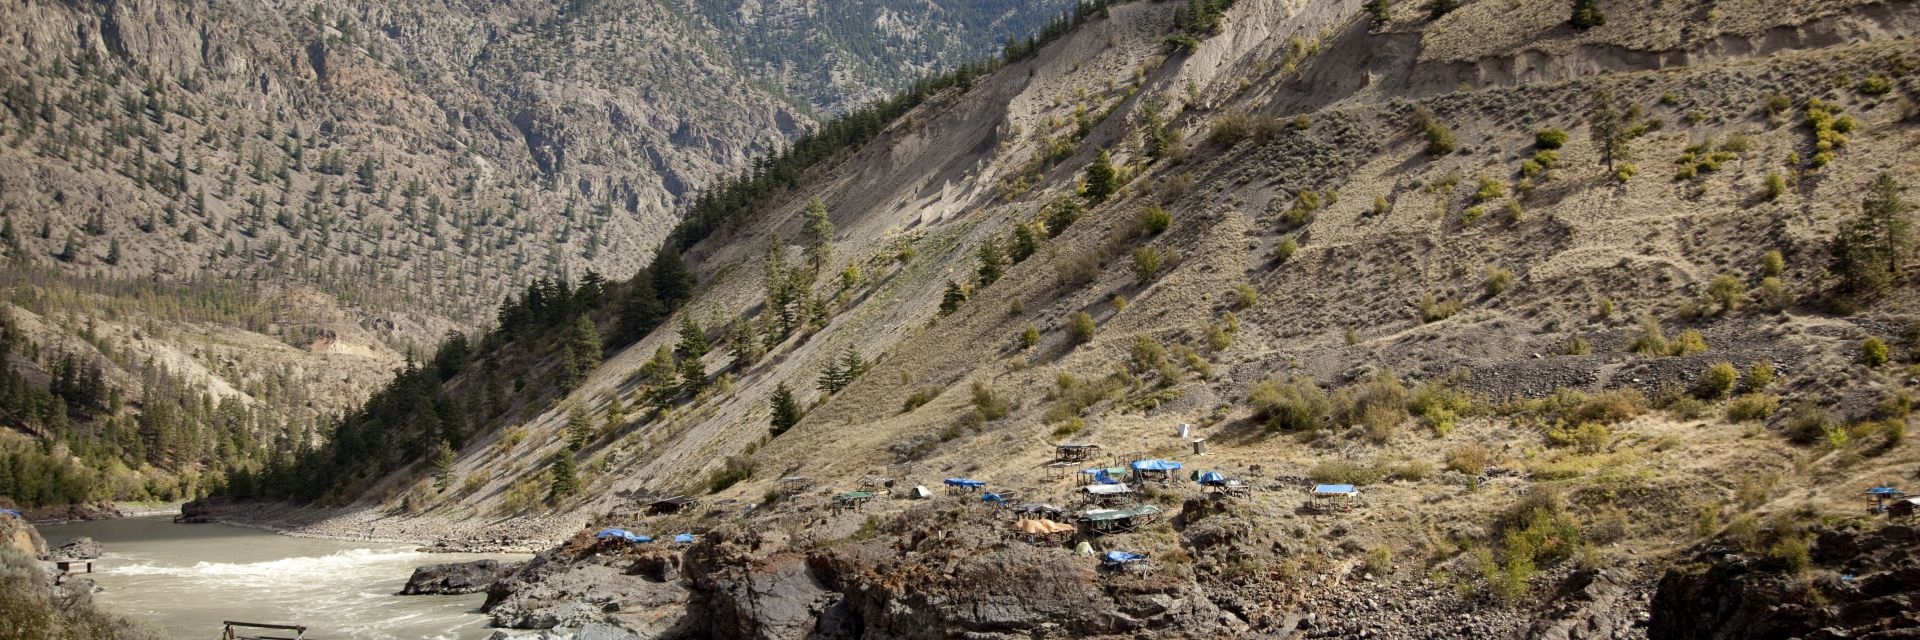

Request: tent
left=909, top=485, right=933, bottom=499
left=1075, top=540, right=1095, bottom=556
left=1197, top=471, right=1227, bottom=486
left=1013, top=518, right=1075, bottom=535
left=594, top=528, right=652, bottom=543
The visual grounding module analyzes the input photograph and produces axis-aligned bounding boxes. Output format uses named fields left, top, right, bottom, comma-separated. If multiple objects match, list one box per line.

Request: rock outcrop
left=51, top=537, right=104, bottom=561
left=1648, top=526, right=1920, bottom=639
left=400, top=559, right=522, bottom=596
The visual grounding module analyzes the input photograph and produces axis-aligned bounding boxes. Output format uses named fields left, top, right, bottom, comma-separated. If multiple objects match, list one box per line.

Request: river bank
left=196, top=501, right=583, bottom=554
left=23, top=501, right=183, bottom=525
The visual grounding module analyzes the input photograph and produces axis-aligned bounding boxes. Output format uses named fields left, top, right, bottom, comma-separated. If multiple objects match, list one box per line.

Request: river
left=39, top=515, right=528, bottom=640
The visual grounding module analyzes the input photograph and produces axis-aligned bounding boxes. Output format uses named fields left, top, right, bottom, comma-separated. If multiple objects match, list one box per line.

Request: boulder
left=51, top=537, right=103, bottom=560
left=401, top=559, right=520, bottom=595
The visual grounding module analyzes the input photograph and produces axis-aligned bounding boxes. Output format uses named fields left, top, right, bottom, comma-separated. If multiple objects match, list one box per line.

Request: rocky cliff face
left=1648, top=525, right=1920, bottom=640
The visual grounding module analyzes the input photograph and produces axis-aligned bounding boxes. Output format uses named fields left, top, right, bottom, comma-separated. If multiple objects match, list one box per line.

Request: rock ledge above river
left=401, top=559, right=522, bottom=595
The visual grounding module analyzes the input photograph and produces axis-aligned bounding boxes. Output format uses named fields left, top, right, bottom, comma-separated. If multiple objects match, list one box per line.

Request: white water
left=39, top=515, right=528, bottom=639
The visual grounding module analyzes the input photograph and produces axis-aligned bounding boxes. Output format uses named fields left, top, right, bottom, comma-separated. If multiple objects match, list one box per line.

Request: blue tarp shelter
left=1312, top=484, right=1357, bottom=495
left=673, top=533, right=695, bottom=544
left=944, top=478, right=986, bottom=494
left=594, top=528, right=652, bottom=543
left=1197, top=471, right=1227, bottom=486
left=0, top=508, right=18, bottom=518
left=1130, top=459, right=1183, bottom=471
left=1103, top=550, right=1147, bottom=564
left=1869, top=487, right=1908, bottom=513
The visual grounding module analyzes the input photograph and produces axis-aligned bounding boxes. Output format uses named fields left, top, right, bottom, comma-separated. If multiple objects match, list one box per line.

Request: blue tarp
left=1197, top=471, right=1227, bottom=486
left=1867, top=487, right=1906, bottom=495
left=0, top=508, right=18, bottom=518
left=1130, top=459, right=1183, bottom=472
left=1103, top=550, right=1146, bottom=563
left=944, top=478, right=986, bottom=487
left=1312, top=484, right=1357, bottom=495
left=595, top=528, right=652, bottom=543
left=983, top=492, right=1006, bottom=502
left=673, top=533, right=695, bottom=544
left=1094, top=473, right=1122, bottom=485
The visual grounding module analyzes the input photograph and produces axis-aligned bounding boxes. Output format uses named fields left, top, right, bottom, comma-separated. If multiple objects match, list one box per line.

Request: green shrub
left=1726, top=393, right=1779, bottom=422
left=1274, top=237, right=1298, bottom=263
left=1206, top=323, right=1232, bottom=351
left=1232, top=283, right=1258, bottom=308
left=1069, top=312, right=1097, bottom=345
left=1463, top=205, right=1487, bottom=226
left=1484, top=267, right=1514, bottom=297
left=1784, top=401, right=1832, bottom=444
left=1858, top=75, right=1893, bottom=96
left=1130, top=247, right=1165, bottom=284
left=1335, top=371, right=1410, bottom=443
left=1670, top=329, right=1709, bottom=356
left=1474, top=175, right=1507, bottom=203
left=1862, top=337, right=1889, bottom=366
left=1763, top=173, right=1787, bottom=202
left=1770, top=535, right=1812, bottom=573
left=902, top=386, right=941, bottom=413
left=1051, top=417, right=1087, bottom=437
left=1696, top=362, right=1740, bottom=399
left=1760, top=250, right=1785, bottom=277
left=1614, top=163, right=1638, bottom=183
left=1748, top=362, right=1776, bottom=390
left=1628, top=315, right=1669, bottom=355
left=1251, top=375, right=1330, bottom=432
left=1419, top=293, right=1462, bottom=323
left=1141, top=206, right=1172, bottom=235
left=1446, top=442, right=1495, bottom=475
left=1309, top=458, right=1385, bottom=485
left=1020, top=325, right=1041, bottom=349
left=1535, top=129, right=1568, bottom=149
left=1565, top=334, right=1591, bottom=355
left=1373, top=195, right=1391, bottom=215
left=1411, top=374, right=1476, bottom=436
left=1418, top=108, right=1457, bottom=155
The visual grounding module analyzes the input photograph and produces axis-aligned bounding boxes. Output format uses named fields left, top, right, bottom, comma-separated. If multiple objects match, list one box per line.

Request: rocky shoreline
left=22, top=501, right=182, bottom=525
left=186, top=501, right=583, bottom=554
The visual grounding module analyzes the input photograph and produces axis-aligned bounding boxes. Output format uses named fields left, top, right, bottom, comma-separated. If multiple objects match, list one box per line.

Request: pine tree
left=616, top=272, right=664, bottom=346
left=769, top=381, right=802, bottom=437
left=566, top=405, right=593, bottom=450
left=105, top=237, right=120, bottom=265
left=1830, top=173, right=1912, bottom=300
left=1009, top=222, right=1039, bottom=263
left=431, top=440, right=456, bottom=491
left=561, top=313, right=602, bottom=390
left=976, top=240, right=1005, bottom=286
left=1587, top=89, right=1639, bottom=173
left=548, top=453, right=578, bottom=502
left=803, top=197, right=834, bottom=272
left=1083, top=149, right=1118, bottom=202
left=726, top=317, right=764, bottom=369
left=650, top=249, right=696, bottom=308
left=940, top=280, right=970, bottom=313
left=676, top=315, right=708, bottom=360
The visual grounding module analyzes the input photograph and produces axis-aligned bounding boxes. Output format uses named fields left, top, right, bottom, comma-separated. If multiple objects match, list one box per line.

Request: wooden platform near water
left=222, top=621, right=307, bottom=640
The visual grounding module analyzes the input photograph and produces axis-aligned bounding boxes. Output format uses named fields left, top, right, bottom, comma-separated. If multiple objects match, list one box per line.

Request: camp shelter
left=1013, top=518, right=1076, bottom=544
left=1309, top=484, right=1359, bottom=512
left=1130, top=459, right=1184, bottom=484
left=648, top=495, right=699, bottom=515
left=909, top=485, right=933, bottom=499
left=1055, top=443, right=1102, bottom=462
left=1015, top=503, right=1069, bottom=522
left=944, top=478, right=986, bottom=494
left=672, top=533, right=696, bottom=545
left=594, top=528, right=653, bottom=544
left=1080, top=467, right=1127, bottom=485
left=1081, top=504, right=1162, bottom=534
left=1083, top=483, right=1133, bottom=507
left=834, top=491, right=875, bottom=512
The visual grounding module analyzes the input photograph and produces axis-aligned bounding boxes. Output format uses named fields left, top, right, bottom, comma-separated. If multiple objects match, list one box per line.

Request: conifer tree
left=1084, top=149, right=1118, bottom=202
left=676, top=315, right=708, bottom=360
left=940, top=280, right=970, bottom=314
left=432, top=440, right=456, bottom=490
left=769, top=381, right=802, bottom=437
left=976, top=240, right=1005, bottom=287
left=566, top=405, right=594, bottom=451
left=561, top=313, right=602, bottom=390
left=803, top=197, right=834, bottom=272
left=549, top=453, right=578, bottom=502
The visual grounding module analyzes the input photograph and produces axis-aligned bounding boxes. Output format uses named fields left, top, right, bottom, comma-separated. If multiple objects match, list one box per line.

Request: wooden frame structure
left=222, top=621, right=307, bottom=640
left=833, top=491, right=875, bottom=513
left=1055, top=443, right=1102, bottom=462
left=1080, top=504, right=1162, bottom=534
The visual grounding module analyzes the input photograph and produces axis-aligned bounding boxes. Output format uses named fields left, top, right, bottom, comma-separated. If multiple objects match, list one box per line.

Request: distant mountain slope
left=0, top=0, right=1071, bottom=509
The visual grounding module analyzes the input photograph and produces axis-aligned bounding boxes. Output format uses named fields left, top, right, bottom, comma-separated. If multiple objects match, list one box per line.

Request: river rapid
left=39, top=515, right=526, bottom=639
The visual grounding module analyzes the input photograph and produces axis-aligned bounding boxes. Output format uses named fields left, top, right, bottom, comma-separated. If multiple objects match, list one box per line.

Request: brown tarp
left=1013, top=518, right=1076, bottom=535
